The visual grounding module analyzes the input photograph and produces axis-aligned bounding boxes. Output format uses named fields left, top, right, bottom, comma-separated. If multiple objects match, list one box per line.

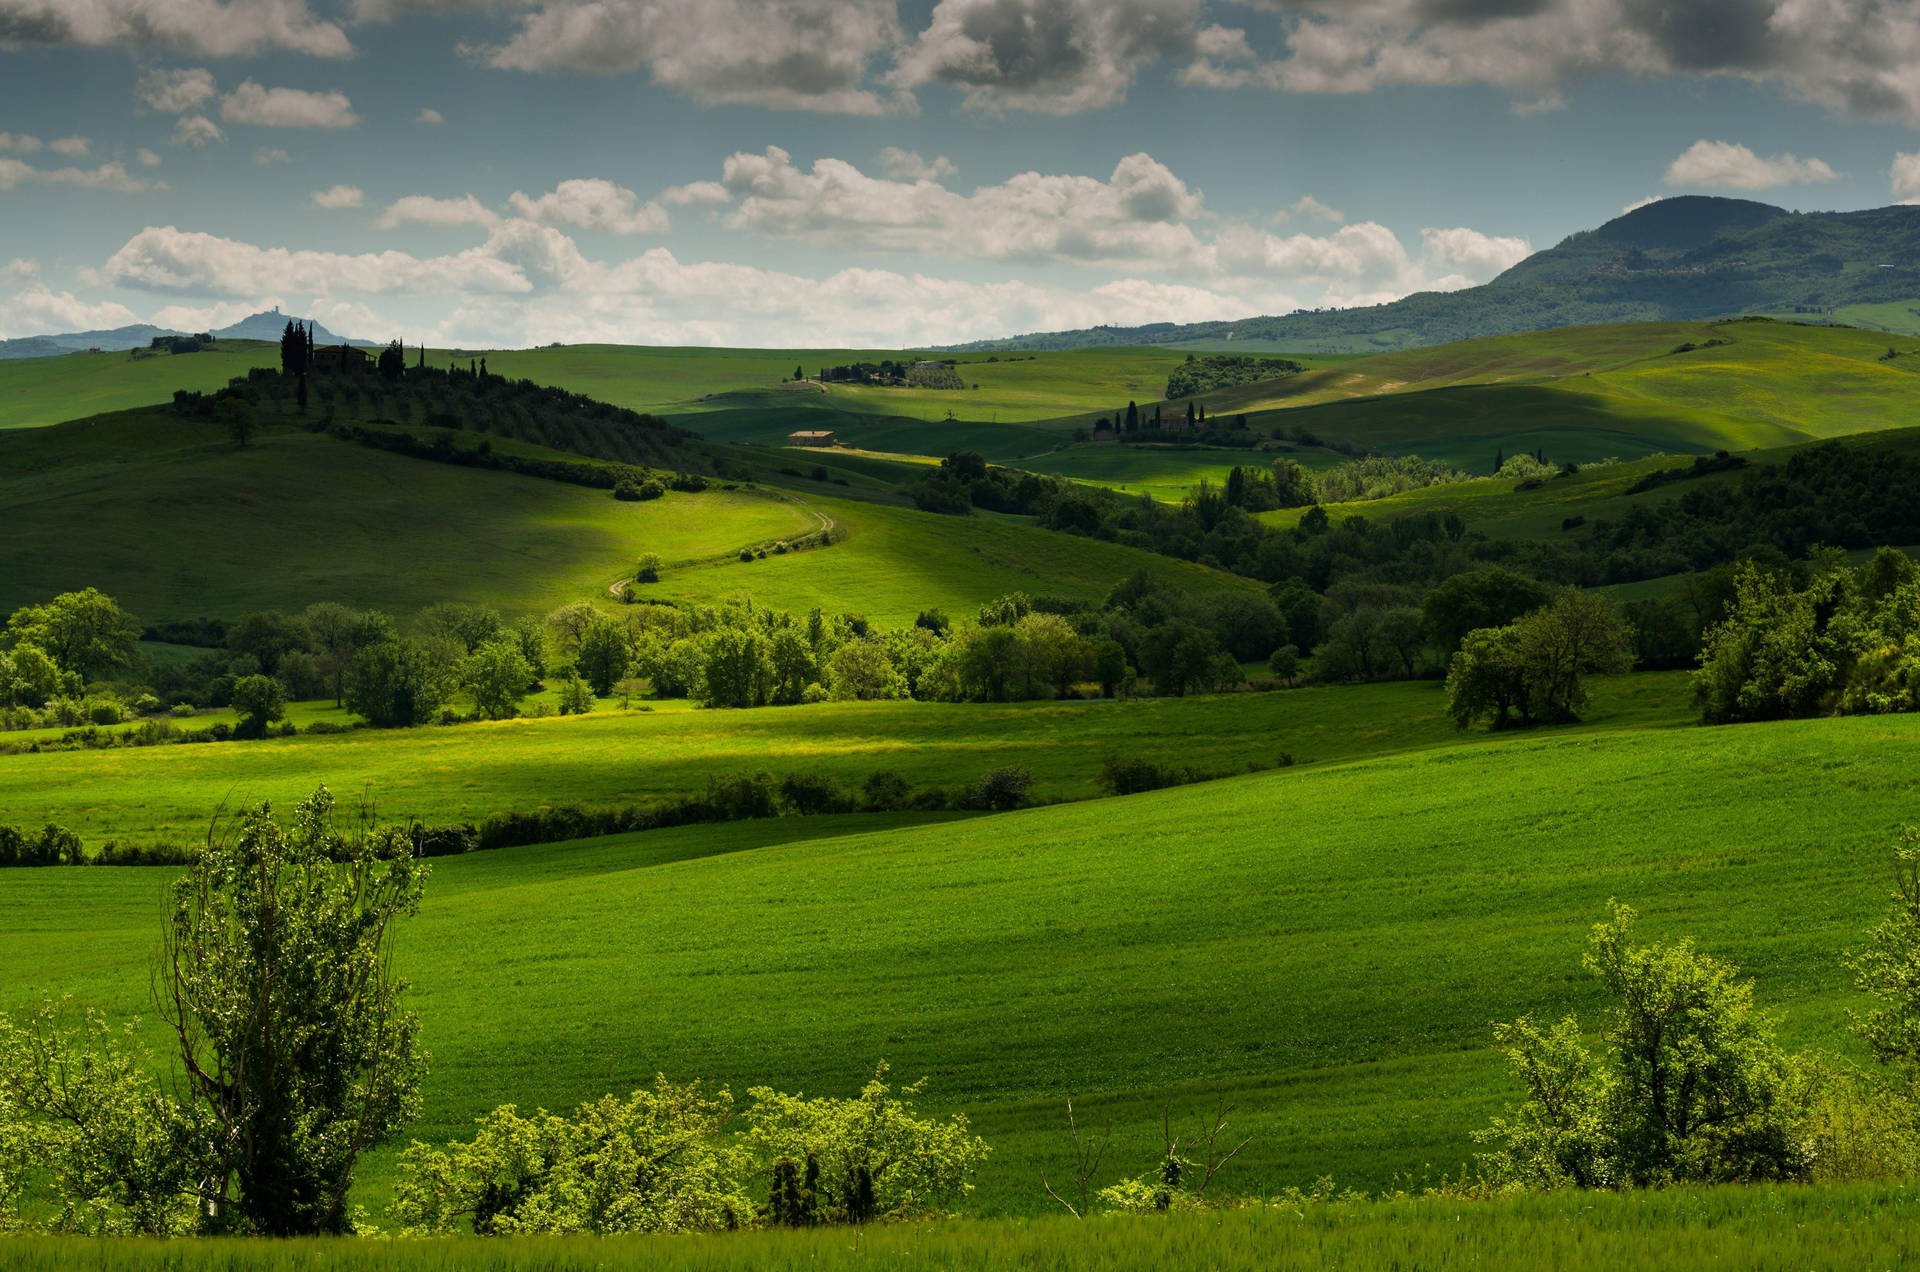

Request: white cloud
left=1420, top=226, right=1532, bottom=278
left=714, top=146, right=1210, bottom=269
left=172, top=115, right=226, bottom=147
left=479, top=0, right=904, bottom=115
left=311, top=184, right=364, bottom=209
left=136, top=148, right=163, bottom=168
left=136, top=67, right=217, bottom=114
left=890, top=0, right=1203, bottom=114
left=0, top=284, right=141, bottom=337
left=149, top=298, right=277, bottom=330
left=220, top=81, right=359, bottom=129
left=2, top=258, right=36, bottom=282
left=1663, top=139, right=1837, bottom=191
left=0, top=133, right=42, bottom=153
left=47, top=136, right=90, bottom=157
left=1893, top=152, right=1920, bottom=204
left=1621, top=195, right=1663, bottom=214
left=878, top=147, right=955, bottom=182
left=660, top=180, right=731, bottom=207
left=253, top=146, right=291, bottom=164
left=0, top=158, right=163, bottom=193
left=376, top=193, right=502, bottom=230
left=1289, top=194, right=1343, bottom=224
left=97, top=223, right=531, bottom=295
left=508, top=178, right=669, bottom=234
left=415, top=107, right=445, bottom=125
left=0, top=0, right=352, bottom=58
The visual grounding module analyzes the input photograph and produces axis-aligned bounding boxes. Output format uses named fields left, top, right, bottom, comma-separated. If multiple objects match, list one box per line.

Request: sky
left=3, top=0, right=1920, bottom=349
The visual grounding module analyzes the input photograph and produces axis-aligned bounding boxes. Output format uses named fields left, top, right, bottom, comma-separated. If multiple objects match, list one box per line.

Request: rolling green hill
left=2, top=700, right=1909, bottom=1215
left=0, top=340, right=280, bottom=430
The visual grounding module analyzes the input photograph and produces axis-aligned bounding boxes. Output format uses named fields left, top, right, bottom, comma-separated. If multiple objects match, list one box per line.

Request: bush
left=1100, top=756, right=1182, bottom=796
left=704, top=773, right=779, bottom=821
left=778, top=773, right=855, bottom=816
left=409, top=823, right=478, bottom=858
left=861, top=770, right=911, bottom=812
left=635, top=553, right=663, bottom=584
left=87, top=700, right=122, bottom=726
left=968, top=765, right=1033, bottom=812
left=169, top=702, right=198, bottom=718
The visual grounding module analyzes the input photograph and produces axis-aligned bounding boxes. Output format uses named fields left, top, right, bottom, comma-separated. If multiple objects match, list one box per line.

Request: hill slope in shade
left=952, top=198, right=1920, bottom=353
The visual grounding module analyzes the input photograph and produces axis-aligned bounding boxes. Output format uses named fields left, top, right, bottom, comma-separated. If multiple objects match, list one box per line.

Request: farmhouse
left=787, top=430, right=837, bottom=447
left=312, top=344, right=372, bottom=375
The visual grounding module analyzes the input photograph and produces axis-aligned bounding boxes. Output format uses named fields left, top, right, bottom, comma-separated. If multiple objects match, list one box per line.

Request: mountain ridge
left=0, top=309, right=379, bottom=361
left=945, top=197, right=1920, bottom=354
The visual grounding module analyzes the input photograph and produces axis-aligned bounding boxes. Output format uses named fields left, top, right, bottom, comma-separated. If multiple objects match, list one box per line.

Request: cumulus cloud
left=221, top=81, right=359, bottom=128
left=149, top=298, right=277, bottom=330
left=1289, top=194, right=1343, bottom=223
left=889, top=0, right=1203, bottom=113
left=1893, top=152, right=1920, bottom=204
left=878, top=147, right=956, bottom=182
left=3, top=257, right=36, bottom=282
left=172, top=115, right=226, bottom=147
left=0, top=133, right=42, bottom=153
left=1621, top=194, right=1664, bottom=214
left=660, top=179, right=731, bottom=207
left=1420, top=226, right=1532, bottom=278
left=0, top=284, right=139, bottom=338
left=0, top=0, right=352, bottom=58
left=136, top=148, right=162, bottom=168
left=376, top=194, right=502, bottom=230
left=47, top=135, right=90, bottom=157
left=478, top=0, right=905, bottom=115
left=0, top=158, right=163, bottom=193
left=311, top=184, right=364, bottom=209
left=713, top=146, right=1210, bottom=269
left=507, top=178, right=669, bottom=234
left=253, top=146, right=291, bottom=164
left=416, top=107, right=445, bottom=125
left=97, top=223, right=529, bottom=295
left=1663, top=139, right=1837, bottom=190
left=136, top=66, right=217, bottom=113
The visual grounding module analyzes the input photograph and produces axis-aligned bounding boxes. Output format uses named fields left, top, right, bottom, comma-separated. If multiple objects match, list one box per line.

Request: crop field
left=7, top=1185, right=1920, bottom=1270
left=3, top=703, right=1913, bottom=1218
left=0, top=674, right=1692, bottom=843
left=0, top=341, right=279, bottom=431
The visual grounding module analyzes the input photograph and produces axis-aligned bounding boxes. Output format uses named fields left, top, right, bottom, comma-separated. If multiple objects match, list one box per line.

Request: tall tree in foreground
left=162, top=787, right=428, bottom=1234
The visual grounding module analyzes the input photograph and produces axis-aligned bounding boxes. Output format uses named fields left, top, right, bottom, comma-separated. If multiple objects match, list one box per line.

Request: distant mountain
left=0, top=309, right=377, bottom=361
left=949, top=197, right=1920, bottom=354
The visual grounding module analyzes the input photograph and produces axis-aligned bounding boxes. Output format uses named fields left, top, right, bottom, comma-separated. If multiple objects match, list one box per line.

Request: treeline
left=812, top=358, right=966, bottom=389
left=1164, top=353, right=1304, bottom=399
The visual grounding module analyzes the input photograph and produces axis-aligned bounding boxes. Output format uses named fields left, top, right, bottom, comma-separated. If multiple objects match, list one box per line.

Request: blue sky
left=3, top=0, right=1920, bottom=347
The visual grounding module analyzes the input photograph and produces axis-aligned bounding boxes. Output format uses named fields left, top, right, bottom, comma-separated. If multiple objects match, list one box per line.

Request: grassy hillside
left=0, top=409, right=1235, bottom=625
left=0, top=341, right=279, bottom=430
left=0, top=674, right=1692, bottom=843
left=1, top=703, right=1910, bottom=1215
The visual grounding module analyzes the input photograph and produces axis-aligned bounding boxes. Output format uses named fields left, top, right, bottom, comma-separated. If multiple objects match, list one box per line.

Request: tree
left=345, top=639, right=450, bottom=727
left=1446, top=589, right=1633, bottom=728
left=218, top=397, right=256, bottom=449
left=6, top=588, right=139, bottom=682
left=229, top=674, right=286, bottom=739
left=1848, top=826, right=1920, bottom=1081
left=825, top=639, right=902, bottom=701
left=1124, top=400, right=1139, bottom=432
left=1478, top=903, right=1813, bottom=1189
left=545, top=602, right=600, bottom=655
left=1422, top=567, right=1553, bottom=655
left=1268, top=644, right=1300, bottom=685
left=1092, top=638, right=1129, bottom=698
left=302, top=602, right=369, bottom=706
left=227, top=610, right=309, bottom=676
left=378, top=340, right=405, bottom=379
left=415, top=602, right=504, bottom=656
left=460, top=639, right=534, bottom=720
left=0, top=643, right=62, bottom=708
left=1694, top=562, right=1858, bottom=724
left=1139, top=620, right=1222, bottom=698
left=698, top=626, right=771, bottom=708
left=1444, top=625, right=1529, bottom=729
left=577, top=619, right=632, bottom=697
left=162, top=787, right=427, bottom=1233
left=1013, top=612, right=1090, bottom=698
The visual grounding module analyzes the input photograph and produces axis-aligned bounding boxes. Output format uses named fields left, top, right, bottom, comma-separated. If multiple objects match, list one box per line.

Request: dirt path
left=605, top=488, right=836, bottom=599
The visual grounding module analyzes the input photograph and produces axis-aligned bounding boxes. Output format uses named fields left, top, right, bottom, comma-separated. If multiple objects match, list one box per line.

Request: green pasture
left=0, top=341, right=278, bottom=431
left=7, top=1186, right=1920, bottom=1269
left=1, top=702, right=1914, bottom=1216
left=0, top=674, right=1692, bottom=843
left=0, top=410, right=1239, bottom=626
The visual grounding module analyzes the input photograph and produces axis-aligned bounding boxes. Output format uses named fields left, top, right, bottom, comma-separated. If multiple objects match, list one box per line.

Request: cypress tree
left=1125, top=400, right=1139, bottom=432
left=1185, top=400, right=1196, bottom=426
left=1495, top=447, right=1503, bottom=472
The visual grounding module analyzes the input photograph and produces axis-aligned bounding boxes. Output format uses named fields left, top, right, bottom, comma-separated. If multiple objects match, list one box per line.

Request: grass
left=0, top=409, right=1237, bottom=625
left=8, top=679, right=1907, bottom=1219
left=0, top=342, right=279, bottom=431
left=0, top=673, right=1692, bottom=843
left=6, top=1186, right=1920, bottom=1268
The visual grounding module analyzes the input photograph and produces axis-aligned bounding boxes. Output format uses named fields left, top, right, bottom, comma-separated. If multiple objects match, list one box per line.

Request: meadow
left=8, top=1186, right=1920, bottom=1270
left=0, top=341, right=278, bottom=431
left=0, top=673, right=1692, bottom=843
left=3, top=703, right=1913, bottom=1217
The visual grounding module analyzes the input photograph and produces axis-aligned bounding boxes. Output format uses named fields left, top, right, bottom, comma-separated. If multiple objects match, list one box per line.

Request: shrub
left=409, top=823, right=478, bottom=858
left=738, top=548, right=756, bottom=563
left=861, top=770, right=912, bottom=812
left=704, top=773, right=779, bottom=822
left=778, top=773, right=855, bottom=816
left=87, top=700, right=122, bottom=727
left=969, top=765, right=1033, bottom=812
left=1100, top=756, right=1182, bottom=796
left=169, top=702, right=198, bottom=718
left=635, top=553, right=663, bottom=584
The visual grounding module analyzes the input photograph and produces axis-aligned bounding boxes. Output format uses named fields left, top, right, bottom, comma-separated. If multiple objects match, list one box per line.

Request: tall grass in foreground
left=7, top=1187, right=1920, bottom=1271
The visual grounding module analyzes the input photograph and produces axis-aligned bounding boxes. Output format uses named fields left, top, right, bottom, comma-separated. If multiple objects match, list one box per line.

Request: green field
left=7, top=1186, right=1920, bottom=1269
left=0, top=674, right=1691, bottom=843
left=3, top=699, right=1913, bottom=1217
left=0, top=410, right=1239, bottom=625
left=0, top=342, right=279, bottom=430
